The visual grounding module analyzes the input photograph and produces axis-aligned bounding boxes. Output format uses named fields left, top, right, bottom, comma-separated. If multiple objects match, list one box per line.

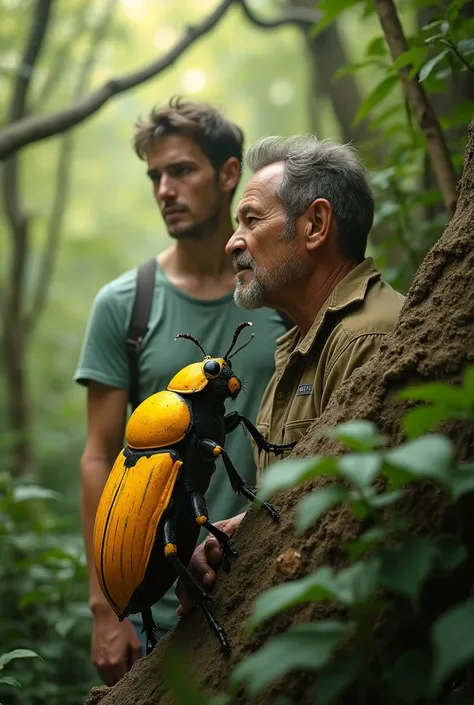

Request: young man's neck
left=158, top=215, right=236, bottom=299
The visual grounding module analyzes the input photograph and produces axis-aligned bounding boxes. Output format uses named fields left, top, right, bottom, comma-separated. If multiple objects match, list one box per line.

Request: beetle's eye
left=203, top=360, right=221, bottom=378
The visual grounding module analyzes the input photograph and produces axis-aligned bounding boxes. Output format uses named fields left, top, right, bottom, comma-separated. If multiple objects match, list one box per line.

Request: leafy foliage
left=0, top=472, right=95, bottom=705
left=228, top=368, right=474, bottom=703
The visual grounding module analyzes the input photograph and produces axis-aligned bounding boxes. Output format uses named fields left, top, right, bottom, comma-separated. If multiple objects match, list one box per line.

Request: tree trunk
left=86, top=117, right=474, bottom=705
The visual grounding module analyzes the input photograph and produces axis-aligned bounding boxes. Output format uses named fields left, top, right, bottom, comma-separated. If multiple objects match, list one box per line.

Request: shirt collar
left=275, top=258, right=382, bottom=368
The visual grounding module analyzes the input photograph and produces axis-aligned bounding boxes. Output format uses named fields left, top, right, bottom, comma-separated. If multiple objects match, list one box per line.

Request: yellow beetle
left=93, top=322, right=295, bottom=655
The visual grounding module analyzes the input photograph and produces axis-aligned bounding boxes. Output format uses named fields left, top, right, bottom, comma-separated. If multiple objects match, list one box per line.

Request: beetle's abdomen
left=126, top=390, right=191, bottom=450
left=93, top=449, right=182, bottom=617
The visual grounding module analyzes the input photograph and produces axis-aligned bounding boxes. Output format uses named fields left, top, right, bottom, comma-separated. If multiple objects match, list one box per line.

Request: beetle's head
left=175, top=322, right=254, bottom=401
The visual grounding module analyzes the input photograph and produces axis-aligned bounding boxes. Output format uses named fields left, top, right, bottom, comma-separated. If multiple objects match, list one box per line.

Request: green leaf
left=457, top=38, right=474, bottom=55
left=12, top=485, right=61, bottom=502
left=338, top=453, right=382, bottom=489
left=345, top=527, right=387, bottom=561
left=333, top=558, right=380, bottom=605
left=258, top=456, right=338, bottom=501
left=402, top=405, right=453, bottom=439
left=451, top=463, right=474, bottom=501
left=393, top=46, right=429, bottom=73
left=314, top=652, right=365, bottom=705
left=296, top=486, right=349, bottom=532
left=432, top=535, right=467, bottom=573
left=419, top=50, right=449, bottom=81
left=311, top=0, right=363, bottom=36
left=0, top=649, right=41, bottom=669
left=431, top=601, right=474, bottom=692
left=399, top=382, right=470, bottom=411
left=326, top=420, right=386, bottom=451
left=354, top=74, right=399, bottom=125
left=232, top=622, right=348, bottom=696
left=163, top=648, right=209, bottom=705
left=380, top=537, right=438, bottom=601
left=248, top=568, right=339, bottom=630
left=368, top=489, right=405, bottom=508
left=388, top=650, right=431, bottom=704
left=366, top=36, right=387, bottom=56
left=384, top=434, right=453, bottom=485
left=0, top=676, right=22, bottom=690
left=464, top=366, right=474, bottom=403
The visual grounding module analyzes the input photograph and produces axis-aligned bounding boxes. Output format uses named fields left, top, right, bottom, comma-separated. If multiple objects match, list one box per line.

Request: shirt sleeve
left=320, top=333, right=386, bottom=414
left=73, top=283, right=130, bottom=390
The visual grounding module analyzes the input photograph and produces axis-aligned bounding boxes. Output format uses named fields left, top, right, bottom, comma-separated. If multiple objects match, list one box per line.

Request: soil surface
left=86, top=119, right=474, bottom=705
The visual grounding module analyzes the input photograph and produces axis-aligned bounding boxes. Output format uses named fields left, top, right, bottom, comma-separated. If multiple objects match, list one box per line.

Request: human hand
left=175, top=512, right=246, bottom=616
left=91, top=603, right=142, bottom=686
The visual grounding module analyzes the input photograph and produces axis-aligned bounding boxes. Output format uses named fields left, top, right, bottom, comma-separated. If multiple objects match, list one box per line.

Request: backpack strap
left=126, top=256, right=157, bottom=411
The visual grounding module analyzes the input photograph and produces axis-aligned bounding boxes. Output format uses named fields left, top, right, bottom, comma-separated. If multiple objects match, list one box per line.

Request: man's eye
left=173, top=166, right=191, bottom=177
left=150, top=173, right=160, bottom=184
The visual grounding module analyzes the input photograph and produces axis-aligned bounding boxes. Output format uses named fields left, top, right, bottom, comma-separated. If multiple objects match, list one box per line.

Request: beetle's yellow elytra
left=93, top=452, right=183, bottom=616
left=196, top=515, right=207, bottom=525
left=126, top=390, right=191, bottom=450
left=164, top=542, right=177, bottom=557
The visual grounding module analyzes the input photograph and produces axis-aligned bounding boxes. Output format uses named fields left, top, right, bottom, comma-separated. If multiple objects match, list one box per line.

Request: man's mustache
left=233, top=253, right=256, bottom=273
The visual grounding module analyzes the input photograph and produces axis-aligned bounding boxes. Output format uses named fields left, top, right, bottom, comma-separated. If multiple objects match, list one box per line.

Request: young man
left=74, top=99, right=288, bottom=686
left=176, top=134, right=405, bottom=613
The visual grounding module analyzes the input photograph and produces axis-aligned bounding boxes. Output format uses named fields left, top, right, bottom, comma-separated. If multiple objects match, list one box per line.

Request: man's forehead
left=241, top=161, right=284, bottom=200
left=146, top=133, right=204, bottom=166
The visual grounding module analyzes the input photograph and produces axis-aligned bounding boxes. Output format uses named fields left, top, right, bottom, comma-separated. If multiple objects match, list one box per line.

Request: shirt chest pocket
left=283, top=418, right=316, bottom=446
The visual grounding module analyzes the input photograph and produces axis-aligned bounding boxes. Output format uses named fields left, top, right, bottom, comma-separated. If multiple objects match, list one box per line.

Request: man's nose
left=225, top=229, right=247, bottom=257
left=157, top=174, right=176, bottom=201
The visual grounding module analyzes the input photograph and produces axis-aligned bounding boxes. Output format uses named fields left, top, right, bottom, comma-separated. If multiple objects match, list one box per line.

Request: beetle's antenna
left=227, top=333, right=255, bottom=360
left=175, top=333, right=207, bottom=357
left=224, top=322, right=253, bottom=361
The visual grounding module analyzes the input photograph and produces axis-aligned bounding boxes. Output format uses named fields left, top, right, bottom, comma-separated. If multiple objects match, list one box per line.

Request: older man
left=176, top=134, right=404, bottom=613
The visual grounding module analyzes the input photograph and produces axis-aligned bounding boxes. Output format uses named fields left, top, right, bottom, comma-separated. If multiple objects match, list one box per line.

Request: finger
left=204, top=537, right=222, bottom=565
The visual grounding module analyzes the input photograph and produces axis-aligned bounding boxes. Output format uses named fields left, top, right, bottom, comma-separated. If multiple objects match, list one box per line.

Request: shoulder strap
left=126, top=256, right=157, bottom=411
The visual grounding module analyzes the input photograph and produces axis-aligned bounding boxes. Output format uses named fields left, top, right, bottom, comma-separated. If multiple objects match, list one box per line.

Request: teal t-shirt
left=74, top=263, right=286, bottom=632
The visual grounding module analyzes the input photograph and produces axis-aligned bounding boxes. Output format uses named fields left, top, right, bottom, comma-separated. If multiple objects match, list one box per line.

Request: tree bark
left=86, top=114, right=474, bottom=705
left=374, top=0, right=458, bottom=216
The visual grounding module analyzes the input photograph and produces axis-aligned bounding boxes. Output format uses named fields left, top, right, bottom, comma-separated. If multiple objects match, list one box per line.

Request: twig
left=238, top=0, right=320, bottom=28
left=374, top=0, right=458, bottom=216
left=26, top=0, right=118, bottom=333
left=0, top=0, right=234, bottom=160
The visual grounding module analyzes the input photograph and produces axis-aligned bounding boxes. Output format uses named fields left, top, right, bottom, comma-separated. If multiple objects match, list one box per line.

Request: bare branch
left=2, top=0, right=54, bottom=329
left=26, top=0, right=119, bottom=333
left=32, top=2, right=89, bottom=111
left=239, top=0, right=320, bottom=28
left=0, top=0, right=234, bottom=160
left=7, top=0, right=54, bottom=122
left=374, top=0, right=458, bottom=216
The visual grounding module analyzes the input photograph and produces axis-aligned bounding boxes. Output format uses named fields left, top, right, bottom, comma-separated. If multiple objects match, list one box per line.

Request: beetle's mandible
left=92, top=322, right=296, bottom=655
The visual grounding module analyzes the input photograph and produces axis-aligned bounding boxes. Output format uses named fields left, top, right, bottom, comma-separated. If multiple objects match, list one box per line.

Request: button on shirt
left=254, top=258, right=405, bottom=480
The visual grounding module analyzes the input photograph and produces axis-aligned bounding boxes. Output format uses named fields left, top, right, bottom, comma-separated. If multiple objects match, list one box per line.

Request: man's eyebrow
left=235, top=203, right=260, bottom=221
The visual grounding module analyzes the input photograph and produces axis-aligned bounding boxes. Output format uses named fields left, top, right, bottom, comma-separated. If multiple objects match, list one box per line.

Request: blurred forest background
left=0, top=0, right=472, bottom=703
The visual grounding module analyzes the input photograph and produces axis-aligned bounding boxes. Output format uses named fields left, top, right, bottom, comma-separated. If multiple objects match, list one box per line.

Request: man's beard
left=165, top=193, right=222, bottom=241
left=233, top=244, right=308, bottom=310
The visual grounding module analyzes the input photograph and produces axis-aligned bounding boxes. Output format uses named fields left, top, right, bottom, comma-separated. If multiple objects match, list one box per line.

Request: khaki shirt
left=255, top=258, right=405, bottom=478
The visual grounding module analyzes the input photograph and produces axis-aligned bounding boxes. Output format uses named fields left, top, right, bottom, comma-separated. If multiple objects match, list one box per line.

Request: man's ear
left=219, top=157, right=241, bottom=194
left=304, top=198, right=333, bottom=252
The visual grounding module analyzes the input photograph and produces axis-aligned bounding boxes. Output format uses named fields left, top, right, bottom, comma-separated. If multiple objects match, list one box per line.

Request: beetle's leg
left=190, top=490, right=238, bottom=573
left=163, top=515, right=231, bottom=656
left=141, top=607, right=159, bottom=655
left=224, top=412, right=296, bottom=456
left=198, top=439, right=279, bottom=522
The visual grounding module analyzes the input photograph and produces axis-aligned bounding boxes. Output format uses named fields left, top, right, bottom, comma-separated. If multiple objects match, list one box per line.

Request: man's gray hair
left=246, top=135, right=374, bottom=261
